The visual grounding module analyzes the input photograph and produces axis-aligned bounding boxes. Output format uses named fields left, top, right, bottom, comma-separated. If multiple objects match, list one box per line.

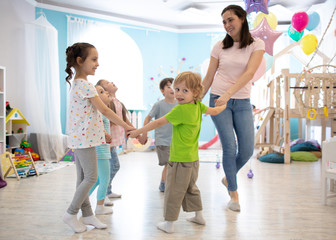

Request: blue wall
left=36, top=7, right=220, bottom=141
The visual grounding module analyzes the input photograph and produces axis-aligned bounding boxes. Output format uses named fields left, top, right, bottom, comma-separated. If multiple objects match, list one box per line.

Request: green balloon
left=288, top=25, right=304, bottom=42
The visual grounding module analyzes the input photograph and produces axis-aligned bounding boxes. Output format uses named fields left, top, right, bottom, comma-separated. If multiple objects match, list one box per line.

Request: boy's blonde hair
left=173, top=71, right=204, bottom=101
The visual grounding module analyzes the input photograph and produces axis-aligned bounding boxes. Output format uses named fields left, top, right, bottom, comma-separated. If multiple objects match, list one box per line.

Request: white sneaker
left=81, top=215, right=107, bottom=229
left=104, top=197, right=114, bottom=206
left=95, top=205, right=113, bottom=215
left=107, top=192, right=122, bottom=198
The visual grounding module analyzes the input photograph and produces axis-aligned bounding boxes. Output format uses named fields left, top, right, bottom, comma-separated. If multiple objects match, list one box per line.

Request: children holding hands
left=63, top=42, right=226, bottom=235
left=63, top=42, right=134, bottom=233
left=129, top=71, right=226, bottom=233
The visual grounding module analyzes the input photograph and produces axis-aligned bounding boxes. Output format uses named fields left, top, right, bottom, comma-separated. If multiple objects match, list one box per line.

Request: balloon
left=291, top=12, right=309, bottom=32
left=250, top=18, right=282, bottom=56
left=300, top=34, right=318, bottom=55
left=251, top=57, right=266, bottom=82
left=264, top=53, right=273, bottom=72
left=306, top=12, right=320, bottom=31
left=288, top=25, right=304, bottom=41
left=244, top=0, right=269, bottom=14
left=254, top=12, right=278, bottom=30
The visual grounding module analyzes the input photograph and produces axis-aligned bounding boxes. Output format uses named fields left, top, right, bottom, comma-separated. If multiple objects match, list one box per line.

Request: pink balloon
left=291, top=12, right=309, bottom=32
left=251, top=57, right=266, bottom=83
left=250, top=18, right=282, bottom=56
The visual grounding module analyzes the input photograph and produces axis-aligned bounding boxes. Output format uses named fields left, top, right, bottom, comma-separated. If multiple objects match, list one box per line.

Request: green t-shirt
left=165, top=101, right=207, bottom=162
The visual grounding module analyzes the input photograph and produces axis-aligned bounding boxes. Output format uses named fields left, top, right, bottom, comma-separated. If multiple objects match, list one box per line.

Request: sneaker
left=107, top=192, right=122, bottom=198
left=95, top=205, right=113, bottom=215
left=227, top=200, right=240, bottom=212
left=104, top=197, right=114, bottom=206
left=159, top=181, right=165, bottom=192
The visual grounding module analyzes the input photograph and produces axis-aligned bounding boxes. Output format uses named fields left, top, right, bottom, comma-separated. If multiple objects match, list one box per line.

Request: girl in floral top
left=63, top=42, right=134, bottom=233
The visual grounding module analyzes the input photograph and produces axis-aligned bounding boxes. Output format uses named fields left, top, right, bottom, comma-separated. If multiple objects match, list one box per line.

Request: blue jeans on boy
left=210, top=94, right=254, bottom=192
left=106, top=146, right=120, bottom=195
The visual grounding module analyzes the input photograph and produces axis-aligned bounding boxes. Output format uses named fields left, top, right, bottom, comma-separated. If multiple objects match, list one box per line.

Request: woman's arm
left=129, top=116, right=169, bottom=139
left=201, top=56, right=219, bottom=99
left=90, top=96, right=134, bottom=131
left=215, top=50, right=264, bottom=107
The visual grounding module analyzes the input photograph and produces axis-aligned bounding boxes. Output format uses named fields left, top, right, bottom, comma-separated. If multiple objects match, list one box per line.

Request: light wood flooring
left=0, top=149, right=336, bottom=240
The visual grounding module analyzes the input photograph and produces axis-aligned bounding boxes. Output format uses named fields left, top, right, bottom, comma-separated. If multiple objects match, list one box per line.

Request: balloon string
left=307, top=5, right=336, bottom=67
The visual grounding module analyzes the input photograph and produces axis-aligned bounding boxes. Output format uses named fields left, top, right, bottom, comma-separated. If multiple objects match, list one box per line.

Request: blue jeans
left=210, top=94, right=254, bottom=192
left=106, top=147, right=120, bottom=195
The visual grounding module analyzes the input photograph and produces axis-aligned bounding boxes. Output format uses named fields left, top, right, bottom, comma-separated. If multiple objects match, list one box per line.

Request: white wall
left=0, top=0, right=35, bottom=112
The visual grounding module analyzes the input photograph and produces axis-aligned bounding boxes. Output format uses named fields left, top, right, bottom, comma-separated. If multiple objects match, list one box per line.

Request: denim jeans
left=210, top=94, right=254, bottom=192
left=106, top=146, right=120, bottom=195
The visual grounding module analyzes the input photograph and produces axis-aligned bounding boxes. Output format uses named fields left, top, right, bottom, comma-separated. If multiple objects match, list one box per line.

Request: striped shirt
left=96, top=115, right=111, bottom=160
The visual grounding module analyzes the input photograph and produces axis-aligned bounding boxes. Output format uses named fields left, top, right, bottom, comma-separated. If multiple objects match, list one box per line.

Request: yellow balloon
left=254, top=12, right=278, bottom=30
left=300, top=34, right=318, bottom=55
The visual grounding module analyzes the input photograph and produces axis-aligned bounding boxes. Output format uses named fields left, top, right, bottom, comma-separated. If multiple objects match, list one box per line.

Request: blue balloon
left=306, top=12, right=320, bottom=31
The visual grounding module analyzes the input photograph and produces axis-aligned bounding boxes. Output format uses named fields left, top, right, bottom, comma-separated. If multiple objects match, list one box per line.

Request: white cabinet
left=0, top=66, right=5, bottom=155
left=0, top=66, right=5, bottom=179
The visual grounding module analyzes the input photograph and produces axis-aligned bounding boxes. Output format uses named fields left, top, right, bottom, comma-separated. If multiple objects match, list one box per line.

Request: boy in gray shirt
left=139, top=78, right=177, bottom=192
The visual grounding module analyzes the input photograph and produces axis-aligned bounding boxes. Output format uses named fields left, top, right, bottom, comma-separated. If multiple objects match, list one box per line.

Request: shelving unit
left=6, top=108, right=30, bottom=152
left=0, top=66, right=6, bottom=179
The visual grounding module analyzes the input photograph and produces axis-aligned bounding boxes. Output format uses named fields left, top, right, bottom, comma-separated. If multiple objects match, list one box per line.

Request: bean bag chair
left=290, top=142, right=320, bottom=152
left=290, top=151, right=318, bottom=162
left=259, top=152, right=285, bottom=164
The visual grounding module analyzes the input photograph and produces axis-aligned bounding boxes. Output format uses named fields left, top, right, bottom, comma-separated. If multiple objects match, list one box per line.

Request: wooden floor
left=1, top=149, right=336, bottom=240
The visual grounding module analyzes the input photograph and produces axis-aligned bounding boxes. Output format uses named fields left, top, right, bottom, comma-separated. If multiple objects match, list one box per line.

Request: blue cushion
left=290, top=142, right=320, bottom=152
left=259, top=152, right=285, bottom=164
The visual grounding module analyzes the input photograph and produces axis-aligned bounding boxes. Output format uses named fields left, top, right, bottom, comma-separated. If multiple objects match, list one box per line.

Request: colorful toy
left=59, top=148, right=75, bottom=162
left=14, top=148, right=25, bottom=154
left=20, top=140, right=31, bottom=148
left=247, top=169, right=254, bottom=178
left=30, top=152, right=40, bottom=161
left=1, top=152, right=39, bottom=181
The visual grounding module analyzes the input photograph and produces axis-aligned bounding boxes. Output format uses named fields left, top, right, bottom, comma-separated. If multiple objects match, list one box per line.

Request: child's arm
left=138, top=115, right=152, bottom=144
left=90, top=96, right=134, bottom=131
left=205, top=103, right=227, bottom=116
left=129, top=116, right=169, bottom=139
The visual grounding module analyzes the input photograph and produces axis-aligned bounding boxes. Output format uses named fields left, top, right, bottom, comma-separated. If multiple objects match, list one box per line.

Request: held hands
left=104, top=131, right=112, bottom=144
left=214, top=98, right=227, bottom=114
left=128, top=129, right=141, bottom=139
left=214, top=95, right=229, bottom=107
left=138, top=133, right=148, bottom=145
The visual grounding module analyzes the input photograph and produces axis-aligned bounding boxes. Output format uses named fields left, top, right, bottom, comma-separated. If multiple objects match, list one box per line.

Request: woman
left=202, top=5, right=265, bottom=212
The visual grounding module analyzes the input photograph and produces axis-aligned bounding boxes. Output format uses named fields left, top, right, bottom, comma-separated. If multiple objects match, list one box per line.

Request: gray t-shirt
left=149, top=99, right=177, bottom=146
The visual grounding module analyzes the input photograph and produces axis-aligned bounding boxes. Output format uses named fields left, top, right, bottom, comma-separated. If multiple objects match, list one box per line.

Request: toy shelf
left=6, top=108, right=30, bottom=153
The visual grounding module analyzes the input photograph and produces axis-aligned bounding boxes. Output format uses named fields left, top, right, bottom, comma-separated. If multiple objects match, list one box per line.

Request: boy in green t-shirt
left=129, top=71, right=226, bottom=233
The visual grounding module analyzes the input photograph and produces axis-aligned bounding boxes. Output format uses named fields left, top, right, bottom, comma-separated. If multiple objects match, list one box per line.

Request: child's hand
left=125, top=125, right=136, bottom=132
left=128, top=129, right=141, bottom=139
left=219, top=103, right=227, bottom=112
left=138, top=134, right=148, bottom=145
left=105, top=132, right=112, bottom=144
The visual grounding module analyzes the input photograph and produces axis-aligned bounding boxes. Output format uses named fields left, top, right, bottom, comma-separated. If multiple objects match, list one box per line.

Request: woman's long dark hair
left=222, top=5, right=254, bottom=49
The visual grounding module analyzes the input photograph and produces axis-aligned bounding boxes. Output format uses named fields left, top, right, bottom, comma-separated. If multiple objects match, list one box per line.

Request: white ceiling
left=34, top=0, right=328, bottom=31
